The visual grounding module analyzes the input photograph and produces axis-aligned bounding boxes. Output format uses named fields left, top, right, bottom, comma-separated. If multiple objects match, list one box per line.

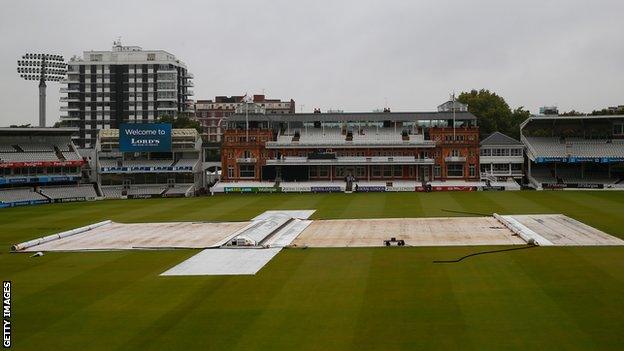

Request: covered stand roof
left=0, top=127, right=78, bottom=137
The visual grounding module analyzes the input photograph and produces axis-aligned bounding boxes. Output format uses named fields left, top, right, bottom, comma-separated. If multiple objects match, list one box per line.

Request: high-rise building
left=539, top=106, right=559, bottom=116
left=60, top=40, right=194, bottom=148
left=195, top=95, right=295, bottom=143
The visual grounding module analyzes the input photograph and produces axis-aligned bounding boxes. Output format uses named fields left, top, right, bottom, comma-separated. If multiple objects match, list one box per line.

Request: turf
left=2, top=192, right=624, bottom=350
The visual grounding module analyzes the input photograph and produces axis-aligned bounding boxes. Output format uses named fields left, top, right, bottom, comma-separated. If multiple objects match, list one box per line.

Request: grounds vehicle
left=384, top=237, right=405, bottom=246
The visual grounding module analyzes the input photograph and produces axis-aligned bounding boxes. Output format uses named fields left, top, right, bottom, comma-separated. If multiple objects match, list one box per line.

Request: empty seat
left=39, top=185, right=97, bottom=199
left=0, top=188, right=47, bottom=203
left=164, top=184, right=194, bottom=196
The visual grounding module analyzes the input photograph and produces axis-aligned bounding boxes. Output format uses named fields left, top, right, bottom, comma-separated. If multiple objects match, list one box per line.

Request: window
left=335, top=167, right=345, bottom=177
left=451, top=149, right=460, bottom=157
left=493, top=164, right=510, bottom=172
left=318, top=166, right=329, bottom=177
left=309, top=167, right=318, bottom=177
left=447, top=164, right=464, bottom=177
left=383, top=166, right=392, bottom=177
left=614, top=123, right=624, bottom=136
left=227, top=166, right=234, bottom=178
left=147, top=53, right=156, bottom=61
left=239, top=165, right=255, bottom=178
left=356, top=166, right=366, bottom=177
left=469, top=164, right=476, bottom=177
left=393, top=165, right=403, bottom=177
left=492, top=148, right=510, bottom=156
left=434, top=165, right=441, bottom=177
left=372, top=166, right=381, bottom=177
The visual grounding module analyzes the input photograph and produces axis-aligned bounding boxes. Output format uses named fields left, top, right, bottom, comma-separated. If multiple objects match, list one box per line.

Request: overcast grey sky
left=0, top=0, right=622, bottom=126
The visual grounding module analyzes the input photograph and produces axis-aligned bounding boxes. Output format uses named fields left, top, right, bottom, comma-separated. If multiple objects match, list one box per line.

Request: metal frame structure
left=17, top=53, right=67, bottom=127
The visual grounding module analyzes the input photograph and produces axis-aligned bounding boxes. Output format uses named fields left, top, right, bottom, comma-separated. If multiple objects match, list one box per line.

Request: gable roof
left=480, top=131, right=522, bottom=146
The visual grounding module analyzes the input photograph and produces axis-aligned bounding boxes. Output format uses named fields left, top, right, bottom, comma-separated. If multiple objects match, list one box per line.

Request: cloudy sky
left=0, top=0, right=622, bottom=126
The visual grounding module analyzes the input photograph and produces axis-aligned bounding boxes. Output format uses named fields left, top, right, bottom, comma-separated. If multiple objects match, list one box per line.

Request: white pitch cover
left=160, top=248, right=282, bottom=276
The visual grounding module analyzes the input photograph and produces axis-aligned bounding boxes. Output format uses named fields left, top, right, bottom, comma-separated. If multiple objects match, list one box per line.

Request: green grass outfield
left=2, top=191, right=624, bottom=350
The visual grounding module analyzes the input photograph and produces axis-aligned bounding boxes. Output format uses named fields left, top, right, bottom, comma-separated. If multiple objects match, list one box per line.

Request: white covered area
left=252, top=210, right=315, bottom=220
left=17, top=220, right=251, bottom=251
left=293, top=217, right=525, bottom=247
left=161, top=248, right=282, bottom=276
left=225, top=213, right=293, bottom=246
left=39, top=184, right=98, bottom=199
left=161, top=210, right=313, bottom=276
left=498, top=214, right=624, bottom=246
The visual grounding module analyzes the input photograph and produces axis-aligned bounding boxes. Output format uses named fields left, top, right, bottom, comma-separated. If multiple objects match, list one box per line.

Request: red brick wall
left=429, top=127, right=480, bottom=180
left=221, top=129, right=273, bottom=181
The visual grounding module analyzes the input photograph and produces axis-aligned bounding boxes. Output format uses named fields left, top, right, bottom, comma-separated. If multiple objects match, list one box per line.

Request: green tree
left=157, top=115, right=201, bottom=133
left=590, top=107, right=624, bottom=116
left=560, top=110, right=585, bottom=116
left=457, top=89, right=527, bottom=139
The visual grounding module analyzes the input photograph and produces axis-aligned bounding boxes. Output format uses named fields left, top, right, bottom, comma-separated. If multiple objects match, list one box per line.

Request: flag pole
left=245, top=94, right=249, bottom=142
left=452, top=91, right=456, bottom=140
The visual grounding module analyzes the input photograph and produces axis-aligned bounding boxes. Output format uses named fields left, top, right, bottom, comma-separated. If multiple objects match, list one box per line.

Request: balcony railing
left=445, top=156, right=466, bottom=162
left=266, top=139, right=436, bottom=148
left=60, top=115, right=80, bottom=121
left=60, top=87, right=80, bottom=93
left=60, top=106, right=80, bottom=111
left=60, top=97, right=80, bottom=102
left=236, top=157, right=257, bottom=163
left=266, top=156, right=434, bottom=165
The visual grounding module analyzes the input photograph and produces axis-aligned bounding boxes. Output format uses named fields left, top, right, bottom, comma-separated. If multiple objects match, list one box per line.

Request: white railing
left=266, top=156, right=434, bottom=165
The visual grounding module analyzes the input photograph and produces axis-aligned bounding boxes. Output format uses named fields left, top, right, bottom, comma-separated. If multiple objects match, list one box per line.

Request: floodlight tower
left=17, top=53, right=67, bottom=127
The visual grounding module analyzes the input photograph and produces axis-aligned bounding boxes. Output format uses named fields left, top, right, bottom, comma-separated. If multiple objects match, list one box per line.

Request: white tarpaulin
left=161, top=248, right=282, bottom=276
